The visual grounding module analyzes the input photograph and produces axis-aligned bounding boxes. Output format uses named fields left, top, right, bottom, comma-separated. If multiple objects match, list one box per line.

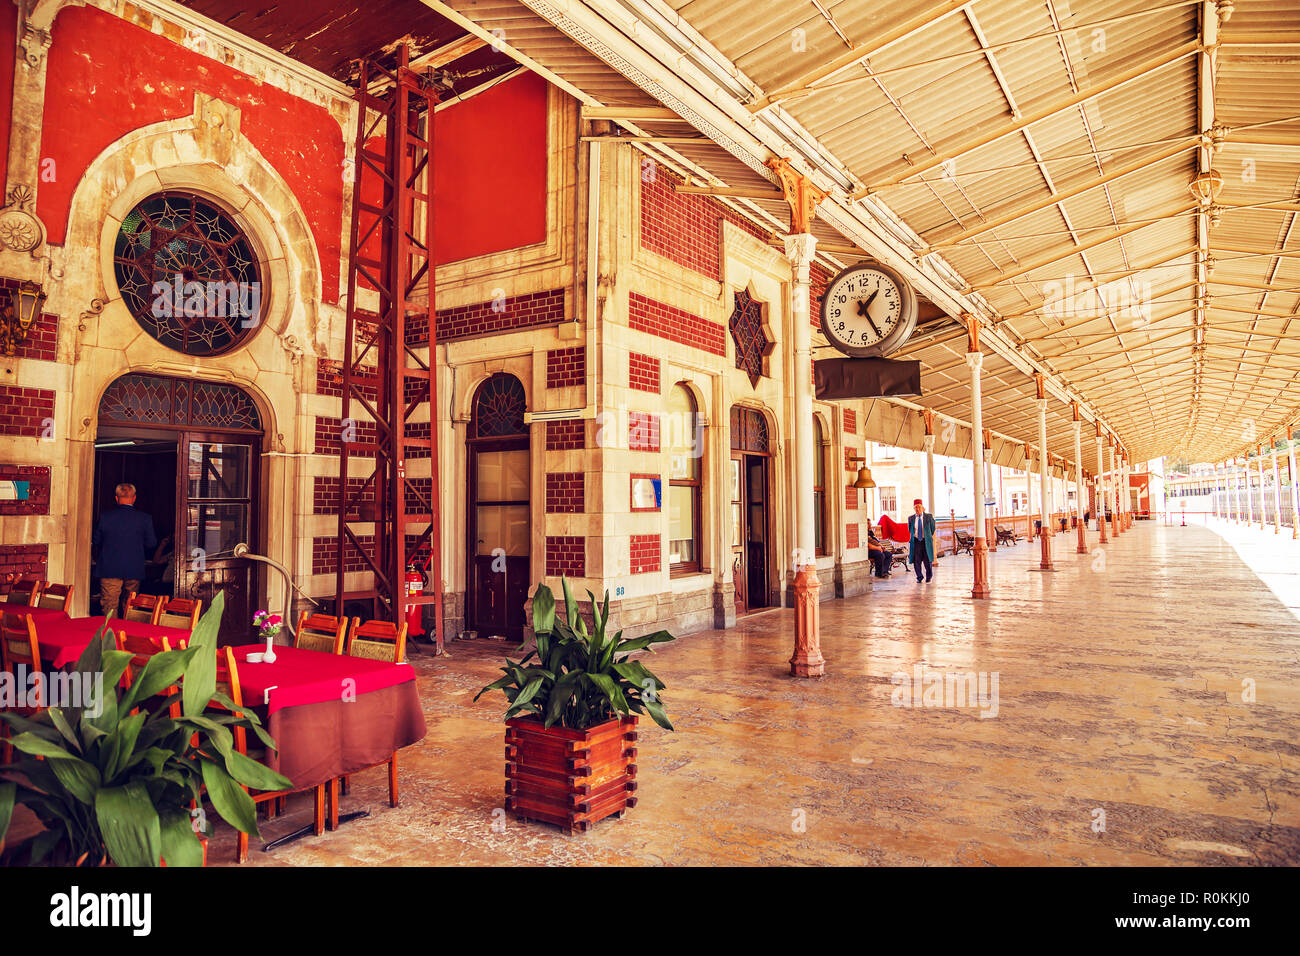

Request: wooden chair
left=35, top=582, right=73, bottom=613
left=294, top=612, right=348, bottom=655
left=2, top=576, right=40, bottom=606
left=124, top=591, right=162, bottom=624
left=214, top=646, right=324, bottom=863
left=1, top=616, right=42, bottom=763
left=336, top=619, right=408, bottom=817
left=116, top=631, right=185, bottom=718
left=953, top=530, right=975, bottom=555
left=346, top=619, right=407, bottom=664
left=157, top=597, right=201, bottom=631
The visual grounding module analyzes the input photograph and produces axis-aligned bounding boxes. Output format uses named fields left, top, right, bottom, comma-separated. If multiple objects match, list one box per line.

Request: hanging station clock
left=819, top=261, right=918, bottom=357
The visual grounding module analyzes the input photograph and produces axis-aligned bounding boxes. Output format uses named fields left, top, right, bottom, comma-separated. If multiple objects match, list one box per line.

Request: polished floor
left=186, top=517, right=1298, bottom=866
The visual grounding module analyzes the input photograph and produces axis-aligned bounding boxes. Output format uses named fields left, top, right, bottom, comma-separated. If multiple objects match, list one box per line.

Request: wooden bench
left=953, top=530, right=975, bottom=555
left=994, top=525, right=1020, bottom=546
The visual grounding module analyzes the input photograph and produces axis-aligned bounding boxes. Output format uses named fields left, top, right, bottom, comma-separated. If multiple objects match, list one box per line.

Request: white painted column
left=1288, top=437, right=1299, bottom=538
left=1072, top=421, right=1085, bottom=547
left=1036, top=398, right=1054, bottom=569
left=1256, top=452, right=1266, bottom=529
left=1271, top=443, right=1283, bottom=534
left=924, top=435, right=936, bottom=518
left=968, top=349, right=990, bottom=596
left=784, top=232, right=823, bottom=678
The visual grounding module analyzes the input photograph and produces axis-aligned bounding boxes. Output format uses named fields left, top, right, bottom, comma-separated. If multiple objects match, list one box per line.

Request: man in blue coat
left=92, top=482, right=157, bottom=617
left=907, top=498, right=936, bottom=583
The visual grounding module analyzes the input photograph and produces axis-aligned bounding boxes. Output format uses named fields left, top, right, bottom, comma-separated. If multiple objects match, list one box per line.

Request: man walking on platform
left=908, top=498, right=936, bottom=583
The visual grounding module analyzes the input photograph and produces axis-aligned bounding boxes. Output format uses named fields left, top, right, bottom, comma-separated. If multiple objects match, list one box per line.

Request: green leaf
left=95, top=781, right=161, bottom=867
left=616, top=630, right=676, bottom=654
left=183, top=591, right=225, bottom=718
left=561, top=577, right=579, bottom=637
left=0, top=780, right=14, bottom=846
left=503, top=677, right=544, bottom=720
left=643, top=696, right=674, bottom=731
left=200, top=758, right=260, bottom=837
left=158, top=810, right=204, bottom=867
left=586, top=672, right=629, bottom=714
left=45, top=708, right=82, bottom=753
left=102, top=711, right=147, bottom=784
left=119, top=646, right=198, bottom=715
left=532, top=584, right=555, bottom=636
left=222, top=747, right=293, bottom=793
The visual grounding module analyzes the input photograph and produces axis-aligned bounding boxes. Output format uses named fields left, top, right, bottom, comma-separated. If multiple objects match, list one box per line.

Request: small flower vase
left=262, top=633, right=277, bottom=664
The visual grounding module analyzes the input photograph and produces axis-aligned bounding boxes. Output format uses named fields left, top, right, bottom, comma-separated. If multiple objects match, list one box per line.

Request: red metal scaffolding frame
left=334, top=47, right=443, bottom=651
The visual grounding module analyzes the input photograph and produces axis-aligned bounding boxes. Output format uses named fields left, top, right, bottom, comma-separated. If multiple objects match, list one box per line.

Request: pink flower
left=268, top=614, right=282, bottom=625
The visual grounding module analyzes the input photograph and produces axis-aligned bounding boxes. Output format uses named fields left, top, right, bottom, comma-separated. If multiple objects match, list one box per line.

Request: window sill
left=669, top=571, right=712, bottom=594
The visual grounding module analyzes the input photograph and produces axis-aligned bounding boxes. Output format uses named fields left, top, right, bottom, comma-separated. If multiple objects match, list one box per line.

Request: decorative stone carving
left=0, top=186, right=46, bottom=253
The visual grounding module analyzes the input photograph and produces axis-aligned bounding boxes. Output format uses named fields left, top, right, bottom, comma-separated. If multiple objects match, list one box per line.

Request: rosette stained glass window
left=113, top=193, right=263, bottom=356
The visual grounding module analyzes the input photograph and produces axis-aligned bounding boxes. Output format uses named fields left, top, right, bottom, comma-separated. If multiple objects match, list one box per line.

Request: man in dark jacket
left=908, top=498, right=936, bottom=583
left=92, top=483, right=157, bottom=617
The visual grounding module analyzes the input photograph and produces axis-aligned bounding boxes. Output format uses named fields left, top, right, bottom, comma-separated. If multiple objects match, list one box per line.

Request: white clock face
left=825, top=269, right=902, bottom=349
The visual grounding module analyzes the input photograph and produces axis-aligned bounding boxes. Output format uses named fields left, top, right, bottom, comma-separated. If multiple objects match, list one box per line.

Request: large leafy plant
left=475, top=579, right=675, bottom=731
left=0, top=591, right=293, bottom=866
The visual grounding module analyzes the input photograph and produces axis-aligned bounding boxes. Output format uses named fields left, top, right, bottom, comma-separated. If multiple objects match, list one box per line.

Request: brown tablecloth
left=258, top=679, right=426, bottom=791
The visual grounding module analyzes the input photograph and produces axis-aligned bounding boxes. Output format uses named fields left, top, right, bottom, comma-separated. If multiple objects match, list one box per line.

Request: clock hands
left=855, top=290, right=882, bottom=338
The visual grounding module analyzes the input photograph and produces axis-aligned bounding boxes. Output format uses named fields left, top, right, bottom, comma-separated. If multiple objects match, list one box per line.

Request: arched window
left=113, top=192, right=264, bottom=356
left=668, top=384, right=701, bottom=573
left=813, top=415, right=827, bottom=556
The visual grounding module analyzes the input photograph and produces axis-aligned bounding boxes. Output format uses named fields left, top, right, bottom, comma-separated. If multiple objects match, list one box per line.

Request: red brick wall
left=844, top=447, right=857, bottom=472
left=845, top=485, right=858, bottom=511
left=809, top=262, right=830, bottom=329
left=0, top=465, right=50, bottom=515
left=843, top=408, right=857, bottom=434
left=316, top=359, right=377, bottom=402
left=628, top=412, right=660, bottom=452
left=0, top=386, right=55, bottom=437
left=311, top=534, right=376, bottom=575
left=545, top=419, right=585, bottom=451
left=546, top=535, right=585, bottom=577
left=629, top=352, right=660, bottom=393
left=436, top=289, right=565, bottom=342
left=639, top=166, right=767, bottom=281
left=628, top=292, right=726, bottom=357
left=545, top=472, right=584, bottom=513
left=314, top=416, right=378, bottom=455
left=312, top=475, right=374, bottom=516
left=545, top=346, right=586, bottom=389
left=0, top=544, right=48, bottom=590
left=630, top=534, right=660, bottom=574
left=846, top=524, right=859, bottom=549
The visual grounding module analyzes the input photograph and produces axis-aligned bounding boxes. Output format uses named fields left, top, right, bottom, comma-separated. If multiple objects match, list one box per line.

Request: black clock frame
left=818, top=261, right=918, bottom=358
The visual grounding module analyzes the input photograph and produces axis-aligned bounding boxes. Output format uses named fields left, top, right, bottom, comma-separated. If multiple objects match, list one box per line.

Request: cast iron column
left=1073, top=412, right=1087, bottom=553
left=983, top=429, right=997, bottom=553
left=1035, top=375, right=1054, bottom=571
left=785, top=232, right=823, bottom=678
left=967, top=318, right=990, bottom=598
left=1095, top=425, right=1108, bottom=543
left=1256, top=446, right=1266, bottom=530
left=1288, top=434, right=1299, bottom=539
left=1270, top=441, right=1282, bottom=534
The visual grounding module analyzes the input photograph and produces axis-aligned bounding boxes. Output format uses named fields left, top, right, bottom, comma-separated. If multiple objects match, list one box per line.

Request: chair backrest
left=1, top=616, right=41, bottom=694
left=36, top=583, right=73, bottom=612
left=116, top=630, right=185, bottom=716
left=295, top=611, right=347, bottom=655
left=3, top=576, right=40, bottom=606
left=213, top=646, right=249, bottom=754
left=347, top=619, right=407, bottom=663
left=157, top=597, right=201, bottom=630
left=124, top=592, right=162, bottom=624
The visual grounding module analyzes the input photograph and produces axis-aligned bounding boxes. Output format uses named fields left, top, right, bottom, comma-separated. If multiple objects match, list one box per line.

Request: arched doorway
left=730, top=405, right=773, bottom=615
left=95, top=373, right=262, bottom=643
left=467, top=373, right=530, bottom=641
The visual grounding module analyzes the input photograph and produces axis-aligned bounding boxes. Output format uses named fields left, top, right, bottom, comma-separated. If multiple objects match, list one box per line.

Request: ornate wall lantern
left=0, top=280, right=47, bottom=356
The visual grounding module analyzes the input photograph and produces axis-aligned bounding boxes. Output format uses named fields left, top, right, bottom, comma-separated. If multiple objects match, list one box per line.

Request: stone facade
left=0, top=0, right=882, bottom=642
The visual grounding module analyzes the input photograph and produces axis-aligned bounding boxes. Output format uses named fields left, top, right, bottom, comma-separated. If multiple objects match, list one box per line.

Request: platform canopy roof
left=185, top=0, right=1300, bottom=469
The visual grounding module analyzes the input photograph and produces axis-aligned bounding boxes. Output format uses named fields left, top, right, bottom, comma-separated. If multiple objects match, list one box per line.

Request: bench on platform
left=953, top=531, right=975, bottom=555
left=995, top=525, right=1020, bottom=546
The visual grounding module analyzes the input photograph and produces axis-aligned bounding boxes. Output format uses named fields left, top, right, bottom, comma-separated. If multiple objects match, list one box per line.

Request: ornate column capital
left=783, top=233, right=818, bottom=285
left=965, top=350, right=983, bottom=371
left=922, top=435, right=936, bottom=453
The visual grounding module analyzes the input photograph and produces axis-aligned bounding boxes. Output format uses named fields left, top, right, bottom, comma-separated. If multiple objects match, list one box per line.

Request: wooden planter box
left=504, top=715, right=638, bottom=834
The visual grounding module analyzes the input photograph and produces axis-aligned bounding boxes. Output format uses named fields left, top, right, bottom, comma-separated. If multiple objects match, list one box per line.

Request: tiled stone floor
left=12, top=520, right=1293, bottom=865
left=199, top=518, right=1298, bottom=866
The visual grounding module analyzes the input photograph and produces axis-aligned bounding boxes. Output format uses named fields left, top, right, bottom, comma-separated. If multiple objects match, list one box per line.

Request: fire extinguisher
left=405, top=563, right=426, bottom=639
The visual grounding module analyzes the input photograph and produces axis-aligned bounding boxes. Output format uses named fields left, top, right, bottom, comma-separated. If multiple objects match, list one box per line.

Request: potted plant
left=474, top=578, right=675, bottom=833
left=0, top=591, right=293, bottom=866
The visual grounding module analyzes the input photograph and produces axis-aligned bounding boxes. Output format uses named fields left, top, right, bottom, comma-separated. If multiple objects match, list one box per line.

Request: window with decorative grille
left=728, top=288, right=772, bottom=387
left=113, top=192, right=263, bottom=356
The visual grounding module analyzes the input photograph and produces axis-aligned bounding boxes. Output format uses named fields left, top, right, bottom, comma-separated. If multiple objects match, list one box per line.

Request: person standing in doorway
left=92, top=482, right=157, bottom=617
left=908, top=498, right=935, bottom=583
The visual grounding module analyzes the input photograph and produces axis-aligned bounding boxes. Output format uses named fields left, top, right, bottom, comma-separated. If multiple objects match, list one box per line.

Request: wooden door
left=730, top=456, right=746, bottom=614
left=466, top=374, right=530, bottom=642
left=177, top=435, right=257, bottom=644
left=744, top=455, right=769, bottom=609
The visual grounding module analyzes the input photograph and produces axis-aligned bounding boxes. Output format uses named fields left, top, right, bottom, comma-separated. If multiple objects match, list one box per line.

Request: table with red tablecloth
left=229, top=645, right=426, bottom=791
left=26, top=614, right=193, bottom=668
